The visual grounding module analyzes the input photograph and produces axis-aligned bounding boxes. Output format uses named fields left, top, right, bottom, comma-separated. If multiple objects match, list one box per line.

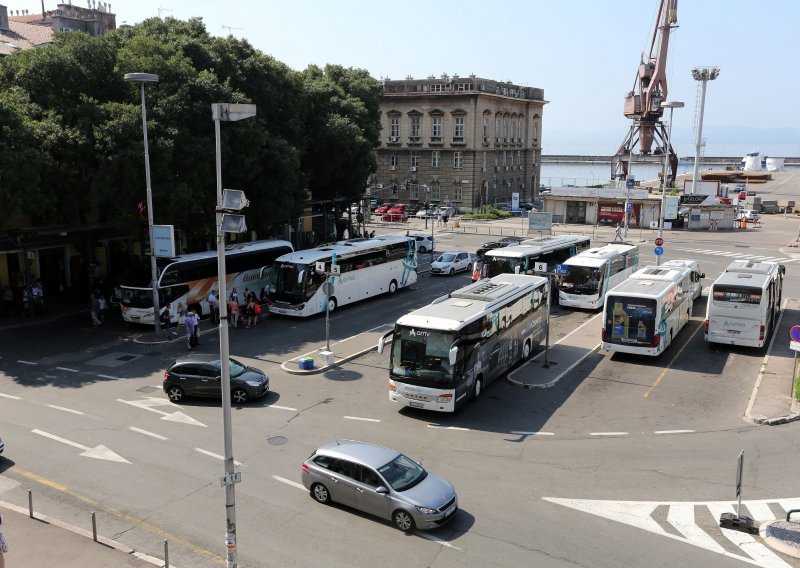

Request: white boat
left=766, top=157, right=785, bottom=171
left=740, top=151, right=762, bottom=171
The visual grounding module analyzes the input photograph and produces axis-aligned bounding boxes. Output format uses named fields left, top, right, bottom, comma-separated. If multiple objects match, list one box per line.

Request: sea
left=540, top=160, right=800, bottom=187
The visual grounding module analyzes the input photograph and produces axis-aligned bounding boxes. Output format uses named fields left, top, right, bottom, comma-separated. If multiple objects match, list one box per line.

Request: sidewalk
left=281, top=324, right=393, bottom=374
left=0, top=500, right=164, bottom=567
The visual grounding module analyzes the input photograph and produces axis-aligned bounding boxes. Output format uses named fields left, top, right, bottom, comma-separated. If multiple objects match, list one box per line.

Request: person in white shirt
left=207, top=290, right=218, bottom=324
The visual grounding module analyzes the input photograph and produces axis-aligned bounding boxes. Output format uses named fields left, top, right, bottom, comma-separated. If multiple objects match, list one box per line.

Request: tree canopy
left=0, top=17, right=381, bottom=243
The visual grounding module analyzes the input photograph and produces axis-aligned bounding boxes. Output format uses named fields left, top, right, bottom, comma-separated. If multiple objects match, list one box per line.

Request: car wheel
left=327, top=297, right=337, bottom=312
left=473, top=376, right=483, bottom=400
left=393, top=509, right=416, bottom=532
left=232, top=388, right=249, bottom=405
left=166, top=385, right=184, bottom=403
left=419, top=246, right=427, bottom=253
left=388, top=280, right=398, bottom=294
left=449, top=268, right=455, bottom=276
left=311, top=483, right=331, bottom=504
left=467, top=263, right=474, bottom=274
left=523, top=340, right=531, bottom=359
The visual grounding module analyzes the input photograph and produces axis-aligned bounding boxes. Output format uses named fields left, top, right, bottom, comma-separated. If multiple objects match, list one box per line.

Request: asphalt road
left=2, top=219, right=800, bottom=567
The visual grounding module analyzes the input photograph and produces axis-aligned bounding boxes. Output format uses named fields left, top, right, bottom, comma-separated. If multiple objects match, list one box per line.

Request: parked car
left=497, top=236, right=526, bottom=244
left=382, top=212, right=409, bottom=223
left=476, top=241, right=511, bottom=259
left=435, top=206, right=456, bottom=218
left=163, top=354, right=269, bottom=404
left=431, top=251, right=473, bottom=275
left=737, top=209, right=760, bottom=222
left=409, top=233, right=435, bottom=253
left=416, top=208, right=436, bottom=218
left=374, top=204, right=392, bottom=216
left=301, top=439, right=458, bottom=532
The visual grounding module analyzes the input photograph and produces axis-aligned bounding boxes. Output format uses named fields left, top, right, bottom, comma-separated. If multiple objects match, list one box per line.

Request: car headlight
left=245, top=380, right=263, bottom=387
left=415, top=505, right=438, bottom=515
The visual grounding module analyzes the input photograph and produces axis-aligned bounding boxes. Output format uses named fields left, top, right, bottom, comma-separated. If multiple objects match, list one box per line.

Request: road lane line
left=45, top=404, right=85, bottom=416
left=97, top=374, right=122, bottom=380
left=21, top=470, right=68, bottom=491
left=267, top=404, right=298, bottom=411
left=427, top=425, right=470, bottom=431
left=414, top=531, right=462, bottom=550
left=195, top=448, right=242, bottom=466
left=32, top=429, right=89, bottom=450
left=17, top=360, right=37, bottom=365
left=129, top=427, right=168, bottom=441
left=344, top=416, right=381, bottom=422
left=0, top=393, right=21, bottom=400
left=56, top=367, right=79, bottom=373
left=511, top=431, right=555, bottom=436
left=590, top=432, right=629, bottom=436
left=272, top=475, right=305, bottom=491
left=643, top=322, right=704, bottom=398
left=654, top=430, right=695, bottom=435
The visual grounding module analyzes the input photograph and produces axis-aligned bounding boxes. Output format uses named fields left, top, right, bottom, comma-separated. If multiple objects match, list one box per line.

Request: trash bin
left=741, top=218, right=748, bottom=229
left=298, top=357, right=313, bottom=370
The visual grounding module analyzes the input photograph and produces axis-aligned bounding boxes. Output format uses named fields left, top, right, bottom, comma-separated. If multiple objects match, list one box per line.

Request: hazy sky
left=11, top=0, right=800, bottom=156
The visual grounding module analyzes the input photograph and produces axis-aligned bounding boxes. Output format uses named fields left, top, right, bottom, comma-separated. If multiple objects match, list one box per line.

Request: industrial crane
left=611, top=0, right=679, bottom=186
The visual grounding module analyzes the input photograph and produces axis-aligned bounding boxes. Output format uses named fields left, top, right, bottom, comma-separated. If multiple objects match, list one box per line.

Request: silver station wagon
left=301, top=439, right=458, bottom=531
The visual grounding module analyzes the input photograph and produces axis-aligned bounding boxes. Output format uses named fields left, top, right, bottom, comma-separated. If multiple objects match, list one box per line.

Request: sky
left=11, top=0, right=800, bottom=156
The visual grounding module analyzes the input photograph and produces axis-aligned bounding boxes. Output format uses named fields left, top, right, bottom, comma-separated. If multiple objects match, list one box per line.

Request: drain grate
left=267, top=436, right=288, bottom=446
left=137, top=386, right=159, bottom=394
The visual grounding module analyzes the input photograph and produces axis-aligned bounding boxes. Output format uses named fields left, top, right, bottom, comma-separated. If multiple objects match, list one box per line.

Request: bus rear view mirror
left=449, top=346, right=458, bottom=366
left=297, top=270, right=305, bottom=284
left=377, top=336, right=385, bottom=355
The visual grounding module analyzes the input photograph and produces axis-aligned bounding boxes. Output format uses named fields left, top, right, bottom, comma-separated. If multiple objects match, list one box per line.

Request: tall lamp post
left=124, top=72, right=161, bottom=337
left=690, top=66, right=719, bottom=194
left=212, top=102, right=257, bottom=568
left=658, top=100, right=684, bottom=265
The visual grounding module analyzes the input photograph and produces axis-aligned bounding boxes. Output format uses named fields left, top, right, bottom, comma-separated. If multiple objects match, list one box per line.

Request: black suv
left=476, top=241, right=511, bottom=259
left=163, top=354, right=269, bottom=404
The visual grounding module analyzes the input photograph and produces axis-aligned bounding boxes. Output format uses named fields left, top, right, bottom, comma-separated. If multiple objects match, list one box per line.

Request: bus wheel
left=327, top=297, right=337, bottom=312
left=473, top=376, right=483, bottom=400
left=523, top=340, right=532, bottom=359
left=388, top=280, right=398, bottom=294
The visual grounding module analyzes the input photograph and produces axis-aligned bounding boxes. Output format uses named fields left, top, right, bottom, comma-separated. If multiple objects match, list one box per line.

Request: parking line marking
left=17, top=360, right=37, bottom=365
left=654, top=430, right=695, bottom=435
left=427, top=425, right=470, bottom=431
left=511, top=431, right=555, bottom=436
left=46, top=404, right=85, bottom=416
left=344, top=416, right=381, bottom=422
left=272, top=475, right=305, bottom=491
left=0, top=393, right=21, bottom=400
left=267, top=404, right=298, bottom=411
left=643, top=323, right=704, bottom=398
left=195, top=448, right=242, bottom=466
left=97, top=374, right=122, bottom=380
left=590, top=432, right=629, bottom=436
left=415, top=532, right=462, bottom=550
left=129, top=427, right=168, bottom=441
left=56, top=367, right=79, bottom=373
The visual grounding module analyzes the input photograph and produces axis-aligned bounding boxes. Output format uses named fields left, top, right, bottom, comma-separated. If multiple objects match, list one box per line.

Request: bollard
left=91, top=511, right=97, bottom=542
left=164, top=539, right=170, bottom=567
left=28, top=489, right=33, bottom=518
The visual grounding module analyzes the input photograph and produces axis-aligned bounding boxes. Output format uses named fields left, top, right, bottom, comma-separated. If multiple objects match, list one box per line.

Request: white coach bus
left=705, top=260, right=785, bottom=348
left=120, top=240, right=293, bottom=324
left=483, top=235, right=591, bottom=278
left=379, top=273, right=548, bottom=412
left=269, top=235, right=417, bottom=317
left=558, top=243, right=639, bottom=309
left=602, top=263, right=699, bottom=356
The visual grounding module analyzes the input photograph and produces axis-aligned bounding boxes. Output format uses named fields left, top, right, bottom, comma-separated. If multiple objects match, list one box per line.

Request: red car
left=374, top=204, right=392, bottom=216
left=383, top=213, right=409, bottom=222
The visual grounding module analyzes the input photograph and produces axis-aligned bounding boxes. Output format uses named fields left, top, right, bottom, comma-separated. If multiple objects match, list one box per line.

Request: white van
left=661, top=259, right=705, bottom=300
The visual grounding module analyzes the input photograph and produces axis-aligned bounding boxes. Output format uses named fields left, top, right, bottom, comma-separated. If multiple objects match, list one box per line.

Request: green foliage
left=461, top=208, right=513, bottom=220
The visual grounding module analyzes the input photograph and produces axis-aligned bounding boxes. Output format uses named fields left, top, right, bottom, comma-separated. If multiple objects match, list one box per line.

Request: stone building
left=373, top=74, right=546, bottom=212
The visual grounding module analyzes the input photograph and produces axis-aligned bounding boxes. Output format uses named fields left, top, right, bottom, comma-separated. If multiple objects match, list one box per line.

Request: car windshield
left=559, top=265, right=603, bottom=295
left=390, top=326, right=458, bottom=387
left=212, top=359, right=247, bottom=377
left=437, top=253, right=457, bottom=263
left=377, top=454, right=428, bottom=492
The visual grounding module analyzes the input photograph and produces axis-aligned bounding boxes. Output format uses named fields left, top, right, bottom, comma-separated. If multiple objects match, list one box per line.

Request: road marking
left=195, top=448, right=242, bottom=466
left=0, top=393, right=21, bottom=400
left=22, top=470, right=68, bottom=491
left=643, top=322, right=704, bottom=398
left=97, top=374, right=122, bottom=380
left=427, top=425, right=470, bottom=431
left=56, top=367, right=79, bottom=373
left=415, top=531, right=462, bottom=550
left=128, top=426, right=168, bottom=441
left=654, top=430, right=695, bottom=435
left=344, top=416, right=381, bottom=422
left=267, top=404, right=298, bottom=411
left=272, top=475, right=305, bottom=491
left=590, top=432, right=629, bottom=436
left=511, top=431, right=555, bottom=436
left=32, top=429, right=130, bottom=463
left=706, top=502, right=790, bottom=567
left=17, top=360, right=37, bottom=365
left=117, top=397, right=207, bottom=427
left=45, top=404, right=85, bottom=416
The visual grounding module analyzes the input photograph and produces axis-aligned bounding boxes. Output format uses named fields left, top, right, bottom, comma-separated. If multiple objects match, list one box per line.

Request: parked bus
left=120, top=240, right=294, bottom=325
left=558, top=243, right=639, bottom=309
left=379, top=273, right=548, bottom=412
left=704, top=260, right=785, bottom=348
left=269, top=235, right=417, bottom=317
left=483, top=235, right=591, bottom=278
left=601, top=263, right=699, bottom=356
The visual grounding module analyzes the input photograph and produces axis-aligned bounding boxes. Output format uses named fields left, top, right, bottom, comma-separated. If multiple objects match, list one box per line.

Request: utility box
left=319, top=351, right=335, bottom=367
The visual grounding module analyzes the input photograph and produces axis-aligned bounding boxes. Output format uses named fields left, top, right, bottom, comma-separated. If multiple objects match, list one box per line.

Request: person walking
left=229, top=298, right=239, bottom=328
left=185, top=310, right=196, bottom=349
left=614, top=223, right=623, bottom=242
left=98, top=294, right=108, bottom=324
left=246, top=293, right=257, bottom=327
left=207, top=289, right=218, bottom=324
left=90, top=294, right=102, bottom=327
left=0, top=512, right=8, bottom=568
left=160, top=303, right=173, bottom=340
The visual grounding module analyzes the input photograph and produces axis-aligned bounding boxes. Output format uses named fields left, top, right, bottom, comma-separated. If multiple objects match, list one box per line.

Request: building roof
left=0, top=19, right=53, bottom=55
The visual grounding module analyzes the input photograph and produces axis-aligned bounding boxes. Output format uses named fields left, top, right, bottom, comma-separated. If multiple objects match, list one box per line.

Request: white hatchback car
left=430, top=251, right=472, bottom=276
left=409, top=233, right=435, bottom=253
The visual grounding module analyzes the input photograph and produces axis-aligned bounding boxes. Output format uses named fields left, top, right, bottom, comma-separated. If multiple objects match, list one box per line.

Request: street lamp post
left=658, top=101, right=685, bottom=265
left=690, top=67, right=720, bottom=194
left=124, top=72, right=161, bottom=337
left=212, top=102, right=257, bottom=568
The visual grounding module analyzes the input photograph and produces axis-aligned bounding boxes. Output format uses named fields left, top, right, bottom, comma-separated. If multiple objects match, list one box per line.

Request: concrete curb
left=0, top=499, right=165, bottom=567
left=132, top=325, right=217, bottom=346
left=507, top=343, right=601, bottom=389
left=281, top=345, right=378, bottom=375
left=761, top=520, right=800, bottom=560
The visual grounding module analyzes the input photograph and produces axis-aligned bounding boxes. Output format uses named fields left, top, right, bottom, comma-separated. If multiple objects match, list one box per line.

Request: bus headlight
left=436, top=393, right=453, bottom=404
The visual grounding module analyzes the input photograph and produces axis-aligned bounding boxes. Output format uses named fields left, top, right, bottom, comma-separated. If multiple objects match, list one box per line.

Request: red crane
left=611, top=0, right=679, bottom=185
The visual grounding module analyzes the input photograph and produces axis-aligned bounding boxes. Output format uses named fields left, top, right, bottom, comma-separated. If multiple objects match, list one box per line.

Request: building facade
left=373, top=75, right=546, bottom=212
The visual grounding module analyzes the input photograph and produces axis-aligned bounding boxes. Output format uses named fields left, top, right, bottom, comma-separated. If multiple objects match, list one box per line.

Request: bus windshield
left=605, top=296, right=657, bottom=346
left=485, top=257, right=519, bottom=278
left=712, top=285, right=761, bottom=306
left=390, top=326, right=457, bottom=388
left=560, top=265, right=603, bottom=295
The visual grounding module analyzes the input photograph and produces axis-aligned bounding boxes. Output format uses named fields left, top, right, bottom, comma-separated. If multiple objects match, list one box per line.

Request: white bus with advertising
left=558, top=243, right=640, bottom=309
left=269, top=235, right=417, bottom=317
left=704, top=260, right=785, bottom=348
left=602, top=263, right=699, bottom=356
left=120, top=240, right=294, bottom=325
left=483, top=235, right=591, bottom=278
left=380, top=273, right=548, bottom=412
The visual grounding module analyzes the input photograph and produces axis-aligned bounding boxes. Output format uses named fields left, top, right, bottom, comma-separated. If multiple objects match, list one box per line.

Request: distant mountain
left=544, top=125, right=800, bottom=158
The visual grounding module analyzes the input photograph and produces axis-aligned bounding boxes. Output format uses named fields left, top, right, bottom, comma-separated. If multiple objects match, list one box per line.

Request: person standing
left=185, top=310, right=196, bottom=349
left=229, top=298, right=239, bottom=328
left=160, top=303, right=173, bottom=340
left=192, top=310, right=200, bottom=345
left=90, top=294, right=102, bottom=327
left=98, top=294, right=108, bottom=324
left=207, top=289, right=218, bottom=324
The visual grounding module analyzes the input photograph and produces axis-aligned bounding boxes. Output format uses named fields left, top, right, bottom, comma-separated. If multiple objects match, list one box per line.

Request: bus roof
left=274, top=235, right=410, bottom=264
left=396, top=273, right=547, bottom=331
left=713, top=270, right=771, bottom=289
left=564, top=243, right=637, bottom=267
left=484, top=234, right=590, bottom=259
left=161, top=239, right=293, bottom=265
left=608, top=264, right=692, bottom=298
left=724, top=259, right=781, bottom=275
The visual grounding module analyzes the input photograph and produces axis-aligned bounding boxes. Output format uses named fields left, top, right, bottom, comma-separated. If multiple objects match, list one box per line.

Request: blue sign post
left=654, top=246, right=664, bottom=256
left=626, top=177, right=635, bottom=189
left=555, top=263, right=568, bottom=275
left=790, top=325, right=800, bottom=343
left=626, top=202, right=633, bottom=212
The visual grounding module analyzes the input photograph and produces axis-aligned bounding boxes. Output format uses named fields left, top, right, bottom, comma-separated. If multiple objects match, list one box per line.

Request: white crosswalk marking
left=545, top=497, right=799, bottom=567
left=675, top=247, right=793, bottom=263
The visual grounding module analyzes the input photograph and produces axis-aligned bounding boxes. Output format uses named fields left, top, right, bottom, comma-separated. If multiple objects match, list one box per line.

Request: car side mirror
left=449, top=346, right=458, bottom=366
left=376, top=486, right=388, bottom=494
left=377, top=336, right=385, bottom=355
left=699, top=273, right=705, bottom=279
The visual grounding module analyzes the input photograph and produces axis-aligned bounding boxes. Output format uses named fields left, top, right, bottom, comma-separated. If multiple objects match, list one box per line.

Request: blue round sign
left=791, top=325, right=800, bottom=342
left=654, top=246, right=664, bottom=256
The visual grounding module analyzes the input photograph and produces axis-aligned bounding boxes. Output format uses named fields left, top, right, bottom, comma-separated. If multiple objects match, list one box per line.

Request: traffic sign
left=535, top=261, right=548, bottom=273
left=654, top=237, right=664, bottom=246
left=791, top=341, right=800, bottom=352
left=654, top=246, right=664, bottom=256
left=555, top=264, right=568, bottom=275
left=626, top=178, right=634, bottom=189
left=626, top=202, right=633, bottom=212
left=790, top=325, right=800, bottom=342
